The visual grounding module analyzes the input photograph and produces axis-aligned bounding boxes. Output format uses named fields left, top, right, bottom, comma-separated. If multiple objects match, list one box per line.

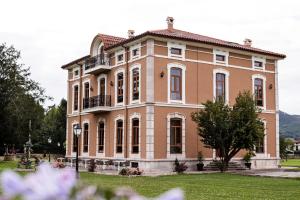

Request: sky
left=1, top=0, right=299, bottom=114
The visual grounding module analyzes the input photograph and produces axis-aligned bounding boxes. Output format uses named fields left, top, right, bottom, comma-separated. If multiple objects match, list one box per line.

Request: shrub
left=119, top=167, right=144, bottom=176
left=173, top=158, right=188, bottom=174
left=243, top=151, right=255, bottom=163
left=119, top=168, right=130, bottom=176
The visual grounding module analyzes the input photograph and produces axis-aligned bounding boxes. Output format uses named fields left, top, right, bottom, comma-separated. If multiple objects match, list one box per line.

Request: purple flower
left=0, top=171, right=26, bottom=198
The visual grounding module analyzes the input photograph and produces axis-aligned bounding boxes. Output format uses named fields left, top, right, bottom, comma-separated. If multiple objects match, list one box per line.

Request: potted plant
left=243, top=151, right=255, bottom=169
left=196, top=152, right=204, bottom=171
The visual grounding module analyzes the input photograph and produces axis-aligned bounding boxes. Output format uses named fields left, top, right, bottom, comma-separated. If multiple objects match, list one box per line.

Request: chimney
left=166, top=16, right=174, bottom=30
left=128, top=30, right=135, bottom=38
left=243, top=38, right=252, bottom=47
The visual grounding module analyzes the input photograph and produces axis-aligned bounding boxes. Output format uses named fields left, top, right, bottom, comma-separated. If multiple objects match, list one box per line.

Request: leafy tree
left=0, top=43, right=49, bottom=154
left=191, top=91, right=264, bottom=171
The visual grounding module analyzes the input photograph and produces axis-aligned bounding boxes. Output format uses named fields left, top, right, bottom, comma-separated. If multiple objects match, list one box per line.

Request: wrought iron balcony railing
left=83, top=95, right=111, bottom=109
left=84, top=54, right=109, bottom=71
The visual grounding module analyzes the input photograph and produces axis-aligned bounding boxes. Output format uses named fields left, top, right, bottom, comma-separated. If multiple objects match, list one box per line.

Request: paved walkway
left=230, top=167, right=300, bottom=178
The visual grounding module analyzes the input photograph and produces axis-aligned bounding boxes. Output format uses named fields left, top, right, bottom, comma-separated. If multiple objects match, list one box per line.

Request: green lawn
left=281, top=159, right=300, bottom=167
left=1, top=160, right=300, bottom=199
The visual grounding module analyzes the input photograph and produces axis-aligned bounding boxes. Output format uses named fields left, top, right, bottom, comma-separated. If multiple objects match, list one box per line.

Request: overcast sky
left=1, top=0, right=299, bottom=114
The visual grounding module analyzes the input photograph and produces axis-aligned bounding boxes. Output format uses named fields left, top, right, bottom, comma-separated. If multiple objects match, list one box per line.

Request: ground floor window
left=132, top=118, right=139, bottom=154
left=116, top=120, right=123, bottom=153
left=98, top=121, right=104, bottom=153
left=170, top=118, right=182, bottom=154
left=256, top=137, right=264, bottom=153
left=83, top=123, right=89, bottom=153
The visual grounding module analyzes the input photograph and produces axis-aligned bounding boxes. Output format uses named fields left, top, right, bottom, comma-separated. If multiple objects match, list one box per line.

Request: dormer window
left=168, top=42, right=185, bottom=59
left=252, top=56, right=265, bottom=70
left=214, top=49, right=228, bottom=65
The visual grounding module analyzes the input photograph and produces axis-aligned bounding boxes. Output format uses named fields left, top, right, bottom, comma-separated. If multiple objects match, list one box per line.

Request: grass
left=1, top=160, right=300, bottom=199
left=281, top=159, right=300, bottom=167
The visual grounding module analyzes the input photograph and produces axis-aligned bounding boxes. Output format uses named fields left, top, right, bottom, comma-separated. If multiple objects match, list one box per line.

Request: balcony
left=84, top=54, right=110, bottom=75
left=83, top=95, right=111, bottom=113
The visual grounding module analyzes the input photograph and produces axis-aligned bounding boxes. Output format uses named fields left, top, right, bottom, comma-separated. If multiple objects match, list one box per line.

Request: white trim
left=167, top=63, right=186, bottom=104
left=167, top=42, right=186, bottom=60
left=254, top=120, right=270, bottom=158
left=129, top=113, right=141, bottom=159
left=146, top=106, right=155, bottom=159
left=115, top=49, right=125, bottom=65
left=114, top=115, right=125, bottom=158
left=167, top=112, right=186, bottom=159
left=146, top=40, right=155, bottom=103
left=114, top=68, right=126, bottom=106
left=130, top=43, right=141, bottom=61
left=252, top=56, right=266, bottom=70
left=97, top=74, right=107, bottom=96
left=81, top=120, right=90, bottom=157
left=213, top=68, right=230, bottom=104
left=252, top=74, right=267, bottom=110
left=275, top=60, right=280, bottom=159
left=130, top=63, right=141, bottom=104
left=71, top=82, right=79, bottom=114
left=72, top=67, right=80, bottom=79
left=96, top=118, right=106, bottom=158
left=82, top=79, right=90, bottom=97
left=213, top=49, right=229, bottom=66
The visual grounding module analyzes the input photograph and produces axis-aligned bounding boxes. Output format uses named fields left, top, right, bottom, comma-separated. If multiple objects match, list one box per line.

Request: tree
left=191, top=91, right=264, bottom=171
left=0, top=43, right=49, bottom=154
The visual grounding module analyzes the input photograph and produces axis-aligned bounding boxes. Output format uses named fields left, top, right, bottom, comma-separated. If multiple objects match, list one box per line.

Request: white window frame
left=81, top=120, right=90, bottom=157
left=72, top=82, right=79, bottom=113
left=168, top=42, right=186, bottom=60
left=96, top=118, right=106, bottom=158
left=130, top=63, right=141, bottom=104
left=252, top=56, right=266, bottom=70
left=115, top=49, right=125, bottom=65
left=167, top=63, right=186, bottom=104
left=82, top=79, right=90, bottom=110
left=213, top=68, right=230, bottom=104
left=130, top=43, right=141, bottom=61
left=252, top=74, right=266, bottom=110
left=73, top=67, right=80, bottom=79
left=254, top=120, right=269, bottom=158
left=213, top=49, right=229, bottom=66
left=97, top=74, right=107, bottom=96
left=114, top=68, right=126, bottom=106
left=167, top=112, right=186, bottom=159
left=129, top=113, right=141, bottom=159
left=114, top=115, right=125, bottom=158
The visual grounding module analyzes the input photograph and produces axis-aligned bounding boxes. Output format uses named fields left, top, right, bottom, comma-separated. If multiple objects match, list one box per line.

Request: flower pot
left=197, top=163, right=204, bottom=171
left=245, top=162, right=251, bottom=169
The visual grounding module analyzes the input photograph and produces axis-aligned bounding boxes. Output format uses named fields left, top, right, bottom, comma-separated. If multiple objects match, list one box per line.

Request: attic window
left=252, top=56, right=265, bottom=70
left=117, top=54, right=124, bottom=62
left=213, top=49, right=228, bottom=65
left=170, top=48, right=182, bottom=56
left=254, top=61, right=263, bottom=68
left=216, top=54, right=226, bottom=62
left=168, top=43, right=186, bottom=59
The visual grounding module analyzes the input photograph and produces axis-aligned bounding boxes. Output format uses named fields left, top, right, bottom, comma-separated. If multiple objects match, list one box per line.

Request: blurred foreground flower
left=0, top=163, right=184, bottom=200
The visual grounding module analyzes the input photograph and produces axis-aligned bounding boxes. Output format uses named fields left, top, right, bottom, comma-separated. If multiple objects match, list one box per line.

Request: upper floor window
left=170, top=118, right=182, bottom=154
left=73, top=67, right=80, bottom=79
left=131, top=67, right=140, bottom=102
left=83, top=123, right=89, bottom=153
left=116, top=50, right=125, bottom=64
left=215, top=73, right=226, bottom=102
left=170, top=68, right=182, bottom=101
left=168, top=42, right=185, bottom=59
left=254, top=78, right=264, bottom=107
left=117, top=54, right=124, bottom=62
left=73, top=85, right=79, bottom=111
left=117, top=72, right=124, bottom=104
left=116, top=120, right=123, bottom=153
left=132, top=118, right=139, bottom=154
left=98, top=121, right=105, bottom=153
left=84, top=82, right=89, bottom=99
left=252, top=56, right=266, bottom=70
left=214, top=50, right=228, bottom=65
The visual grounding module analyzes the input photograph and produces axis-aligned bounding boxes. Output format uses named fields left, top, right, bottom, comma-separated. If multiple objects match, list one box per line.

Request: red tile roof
left=97, top=33, right=126, bottom=49
left=106, top=28, right=286, bottom=59
left=61, top=55, right=89, bottom=69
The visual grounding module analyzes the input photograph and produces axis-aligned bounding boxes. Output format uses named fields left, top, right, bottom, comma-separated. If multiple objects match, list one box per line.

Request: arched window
left=132, top=68, right=140, bottom=101
left=98, top=121, right=105, bottom=153
left=117, top=72, right=124, bottom=103
left=83, top=123, right=89, bottom=153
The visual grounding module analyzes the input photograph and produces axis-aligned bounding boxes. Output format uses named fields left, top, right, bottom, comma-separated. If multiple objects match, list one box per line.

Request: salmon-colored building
left=61, top=17, right=285, bottom=171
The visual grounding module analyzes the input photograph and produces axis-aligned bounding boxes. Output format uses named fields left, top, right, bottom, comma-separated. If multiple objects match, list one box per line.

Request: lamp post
left=48, top=138, right=52, bottom=162
left=73, top=124, right=82, bottom=178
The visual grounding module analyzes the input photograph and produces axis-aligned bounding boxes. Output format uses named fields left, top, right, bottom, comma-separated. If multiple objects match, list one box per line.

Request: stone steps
left=204, top=161, right=246, bottom=171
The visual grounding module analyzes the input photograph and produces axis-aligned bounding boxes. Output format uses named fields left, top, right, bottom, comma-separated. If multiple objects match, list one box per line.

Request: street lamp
left=48, top=137, right=52, bottom=162
left=73, top=124, right=82, bottom=178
